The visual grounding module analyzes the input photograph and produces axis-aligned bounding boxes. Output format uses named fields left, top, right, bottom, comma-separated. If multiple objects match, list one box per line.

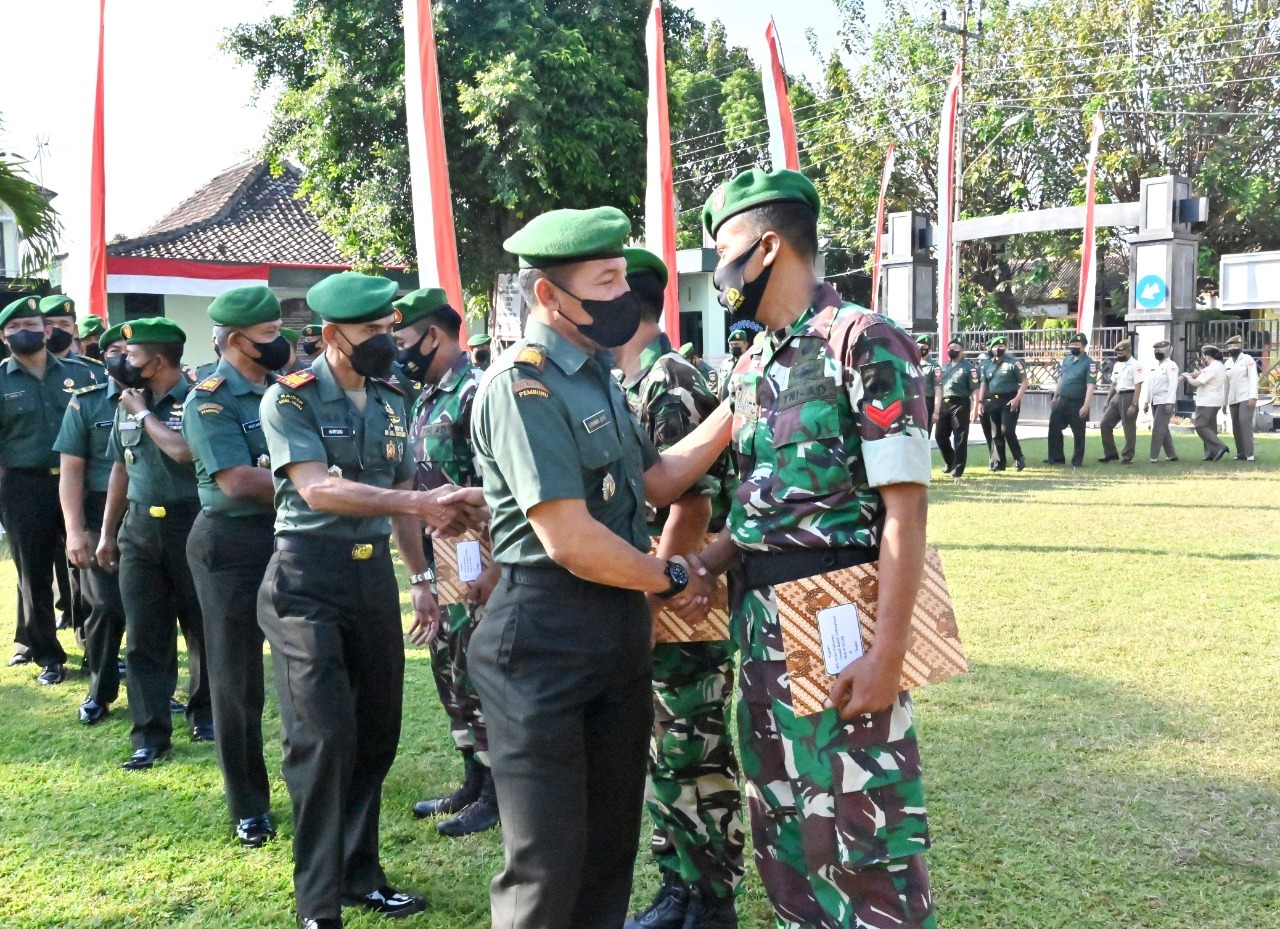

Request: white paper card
left=456, top=540, right=483, bottom=584
left=817, top=602, right=865, bottom=676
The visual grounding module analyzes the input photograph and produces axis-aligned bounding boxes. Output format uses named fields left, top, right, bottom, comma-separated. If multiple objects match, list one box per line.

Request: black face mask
left=6, top=329, right=46, bottom=356
left=300, top=339, right=321, bottom=356
left=340, top=331, right=397, bottom=379
left=730, top=345, right=744, bottom=359
left=1154, top=352, right=1166, bottom=361
left=473, top=349, right=491, bottom=367
left=993, top=347, right=1006, bottom=358
left=948, top=348, right=962, bottom=360
left=553, top=285, right=641, bottom=348
left=243, top=334, right=292, bottom=372
left=713, top=236, right=774, bottom=322
left=1070, top=346, right=1083, bottom=356
left=107, top=355, right=152, bottom=389
left=397, top=334, right=439, bottom=384
left=1229, top=348, right=1241, bottom=358
left=46, top=328, right=74, bottom=354
left=83, top=342, right=103, bottom=361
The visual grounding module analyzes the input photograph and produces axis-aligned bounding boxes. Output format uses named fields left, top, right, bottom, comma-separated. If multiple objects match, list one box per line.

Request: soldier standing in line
left=391, top=288, right=500, bottom=837
left=935, top=337, right=980, bottom=478
left=1045, top=332, right=1097, bottom=467
left=715, top=327, right=751, bottom=401
left=1098, top=339, right=1138, bottom=464
left=616, top=248, right=743, bottom=929
left=1138, top=339, right=1180, bottom=463
left=0, top=296, right=97, bottom=683
left=680, top=341, right=719, bottom=395
left=916, top=335, right=939, bottom=429
left=1223, top=334, right=1258, bottom=461
left=257, top=271, right=485, bottom=929
left=298, top=324, right=325, bottom=364
left=468, top=332, right=493, bottom=370
left=182, top=286, right=291, bottom=846
left=76, top=315, right=106, bottom=360
left=974, top=336, right=1029, bottom=472
left=688, top=168, right=937, bottom=929
left=95, top=318, right=214, bottom=769
left=56, top=325, right=128, bottom=723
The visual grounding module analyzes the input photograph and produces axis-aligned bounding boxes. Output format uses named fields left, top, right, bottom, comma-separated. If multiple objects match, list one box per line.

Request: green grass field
left=0, top=431, right=1277, bottom=928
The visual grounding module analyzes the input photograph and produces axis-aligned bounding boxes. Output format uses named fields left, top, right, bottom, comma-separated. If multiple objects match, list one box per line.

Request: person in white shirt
left=1138, top=339, right=1180, bottom=463
left=1181, top=344, right=1230, bottom=461
left=1099, top=339, right=1139, bottom=463
left=1223, top=334, right=1259, bottom=461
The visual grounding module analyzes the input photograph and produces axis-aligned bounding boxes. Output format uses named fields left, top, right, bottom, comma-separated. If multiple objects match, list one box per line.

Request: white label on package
left=817, top=602, right=865, bottom=676
left=456, top=540, right=483, bottom=583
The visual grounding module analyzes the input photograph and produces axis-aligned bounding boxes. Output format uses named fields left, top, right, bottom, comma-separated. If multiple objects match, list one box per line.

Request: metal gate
left=1182, top=318, right=1279, bottom=399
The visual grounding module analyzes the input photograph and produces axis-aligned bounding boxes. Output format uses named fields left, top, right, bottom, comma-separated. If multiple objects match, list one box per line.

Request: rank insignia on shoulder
left=514, top=346, right=546, bottom=371
left=195, top=375, right=225, bottom=393
left=512, top=378, right=551, bottom=400
left=372, top=376, right=405, bottom=397
left=277, top=370, right=317, bottom=389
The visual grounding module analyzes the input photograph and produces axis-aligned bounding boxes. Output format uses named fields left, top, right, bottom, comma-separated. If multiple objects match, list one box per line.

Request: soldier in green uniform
left=56, top=324, right=128, bottom=723
left=0, top=296, right=98, bottom=683
left=182, top=286, right=292, bottom=846
left=298, top=324, right=325, bottom=364
left=258, top=271, right=485, bottom=929
left=95, top=318, right=214, bottom=769
left=391, top=287, right=500, bottom=837
left=935, top=337, right=980, bottom=478
left=616, top=248, right=743, bottom=929
left=470, top=207, right=727, bottom=929
left=715, top=328, right=751, bottom=400
left=687, top=169, right=936, bottom=929
left=679, top=342, right=719, bottom=395
left=76, top=314, right=107, bottom=360
left=468, top=332, right=493, bottom=370
left=1045, top=332, right=1097, bottom=467
left=916, top=335, right=939, bottom=429
left=280, top=326, right=307, bottom=373
left=975, top=336, right=1029, bottom=471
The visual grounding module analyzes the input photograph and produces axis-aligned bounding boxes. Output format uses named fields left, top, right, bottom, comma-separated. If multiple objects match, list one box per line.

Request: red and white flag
left=1076, top=112, right=1105, bottom=338
left=644, top=0, right=681, bottom=342
left=88, top=0, right=108, bottom=320
left=870, top=142, right=895, bottom=314
left=935, top=63, right=962, bottom=349
left=763, top=18, right=800, bottom=172
left=404, top=0, right=466, bottom=340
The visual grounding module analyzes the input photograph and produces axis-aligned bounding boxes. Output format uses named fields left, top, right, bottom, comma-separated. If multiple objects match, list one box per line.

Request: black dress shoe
left=1212, top=446, right=1230, bottom=461
left=7, top=652, right=31, bottom=667
left=1167, top=457, right=1179, bottom=462
left=1041, top=458, right=1065, bottom=464
left=235, top=814, right=276, bottom=848
left=36, top=663, right=68, bottom=686
left=1015, top=456, right=1026, bottom=471
left=298, top=918, right=342, bottom=929
left=1098, top=455, right=1119, bottom=462
left=191, top=723, right=215, bottom=743
left=56, top=613, right=73, bottom=631
left=79, top=698, right=110, bottom=725
left=341, top=886, right=426, bottom=918
left=122, top=746, right=169, bottom=770
left=624, top=872, right=689, bottom=929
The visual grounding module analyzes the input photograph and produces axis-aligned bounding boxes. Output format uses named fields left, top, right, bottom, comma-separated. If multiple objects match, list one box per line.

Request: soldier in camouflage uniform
left=689, top=169, right=936, bottom=929
left=616, top=249, right=743, bottom=929
left=392, top=289, right=500, bottom=837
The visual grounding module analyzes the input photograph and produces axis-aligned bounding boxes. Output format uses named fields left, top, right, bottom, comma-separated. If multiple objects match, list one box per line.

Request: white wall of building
left=163, top=294, right=217, bottom=367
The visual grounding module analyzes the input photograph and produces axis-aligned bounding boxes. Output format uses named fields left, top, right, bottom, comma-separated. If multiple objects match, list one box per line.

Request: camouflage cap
left=391, top=287, right=450, bottom=330
left=503, top=207, right=630, bottom=269
left=307, top=272, right=399, bottom=324
left=702, top=168, right=820, bottom=237
left=623, top=247, right=669, bottom=286
left=207, top=285, right=281, bottom=327
left=39, top=294, right=76, bottom=318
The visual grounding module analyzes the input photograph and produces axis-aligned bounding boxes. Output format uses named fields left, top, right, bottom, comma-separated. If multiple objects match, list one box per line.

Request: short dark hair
left=626, top=271, right=665, bottom=324
left=411, top=305, right=462, bottom=340
left=136, top=342, right=183, bottom=368
left=739, top=201, right=819, bottom=262
left=518, top=268, right=545, bottom=307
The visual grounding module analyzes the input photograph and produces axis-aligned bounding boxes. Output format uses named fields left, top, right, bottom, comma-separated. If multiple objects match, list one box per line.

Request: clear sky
left=1, top=0, right=880, bottom=299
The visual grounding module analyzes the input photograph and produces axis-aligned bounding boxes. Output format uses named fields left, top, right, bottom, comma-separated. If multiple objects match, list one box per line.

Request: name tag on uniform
left=93, top=420, right=113, bottom=429
left=322, top=426, right=353, bottom=438
left=777, top=378, right=839, bottom=410
left=242, top=420, right=262, bottom=433
left=118, top=420, right=140, bottom=431
left=582, top=410, right=610, bottom=434
left=421, top=423, right=452, bottom=437
left=817, top=602, right=865, bottom=675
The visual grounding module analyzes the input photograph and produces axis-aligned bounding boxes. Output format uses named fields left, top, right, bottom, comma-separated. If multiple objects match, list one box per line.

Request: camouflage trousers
left=734, top=586, right=935, bottom=929
left=429, top=600, right=489, bottom=766
left=645, top=640, right=746, bottom=900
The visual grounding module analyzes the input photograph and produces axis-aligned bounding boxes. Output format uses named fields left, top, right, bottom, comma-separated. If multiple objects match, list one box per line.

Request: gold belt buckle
left=351, top=543, right=373, bottom=561
left=49, top=467, right=60, bottom=476
left=149, top=506, right=167, bottom=518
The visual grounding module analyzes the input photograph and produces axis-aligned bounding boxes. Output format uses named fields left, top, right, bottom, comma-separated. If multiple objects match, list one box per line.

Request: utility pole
left=940, top=0, right=980, bottom=321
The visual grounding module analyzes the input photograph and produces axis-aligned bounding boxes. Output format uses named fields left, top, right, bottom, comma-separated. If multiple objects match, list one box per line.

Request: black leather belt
left=732, top=545, right=878, bottom=591
left=275, top=534, right=389, bottom=561
left=7, top=466, right=60, bottom=476
left=506, top=562, right=601, bottom=591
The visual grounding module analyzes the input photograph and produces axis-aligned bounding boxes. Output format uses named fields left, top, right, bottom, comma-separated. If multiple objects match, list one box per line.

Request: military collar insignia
left=515, top=345, right=547, bottom=371
left=277, top=370, right=317, bottom=389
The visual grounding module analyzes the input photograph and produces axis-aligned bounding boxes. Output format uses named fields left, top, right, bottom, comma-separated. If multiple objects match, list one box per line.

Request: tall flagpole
left=404, top=0, right=466, bottom=339
left=88, top=0, right=108, bottom=320
left=762, top=19, right=800, bottom=172
left=936, top=64, right=962, bottom=349
left=1076, top=113, right=1105, bottom=340
left=645, top=0, right=681, bottom=343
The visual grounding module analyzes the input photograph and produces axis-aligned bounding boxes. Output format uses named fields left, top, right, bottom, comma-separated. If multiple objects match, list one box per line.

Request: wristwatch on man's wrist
left=409, top=571, right=432, bottom=587
left=655, top=559, right=690, bottom=600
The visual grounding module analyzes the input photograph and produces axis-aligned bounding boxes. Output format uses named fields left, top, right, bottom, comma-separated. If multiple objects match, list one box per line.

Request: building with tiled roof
left=105, top=161, right=411, bottom=366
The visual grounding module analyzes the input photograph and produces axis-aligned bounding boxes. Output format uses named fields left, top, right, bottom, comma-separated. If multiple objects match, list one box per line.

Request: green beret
left=100, top=324, right=127, bottom=349
left=1070, top=332, right=1088, bottom=345
left=470, top=333, right=492, bottom=347
left=727, top=328, right=751, bottom=342
left=504, top=207, right=631, bottom=269
left=39, top=295, right=75, bottom=318
left=280, top=327, right=299, bottom=344
left=0, top=296, right=45, bottom=329
left=702, top=168, right=821, bottom=237
left=121, top=317, right=186, bottom=345
left=624, top=247, right=669, bottom=286
left=208, top=285, right=281, bottom=327
left=915, top=334, right=932, bottom=346
left=307, top=271, right=399, bottom=324
left=987, top=336, right=1007, bottom=349
left=77, top=315, right=106, bottom=339
left=392, top=287, right=450, bottom=330
left=300, top=324, right=322, bottom=338
left=678, top=342, right=696, bottom=359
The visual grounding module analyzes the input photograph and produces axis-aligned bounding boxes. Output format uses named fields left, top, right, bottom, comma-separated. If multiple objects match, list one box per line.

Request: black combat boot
left=681, top=884, right=738, bottom=929
left=623, top=869, right=689, bottom=929
left=437, top=767, right=499, bottom=837
left=412, top=748, right=482, bottom=818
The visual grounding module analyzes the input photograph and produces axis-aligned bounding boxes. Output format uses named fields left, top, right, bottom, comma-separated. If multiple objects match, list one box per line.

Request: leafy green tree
left=0, top=120, right=60, bottom=277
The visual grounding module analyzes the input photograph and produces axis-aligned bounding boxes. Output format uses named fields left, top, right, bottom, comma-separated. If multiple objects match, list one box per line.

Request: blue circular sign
left=1136, top=274, right=1168, bottom=309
